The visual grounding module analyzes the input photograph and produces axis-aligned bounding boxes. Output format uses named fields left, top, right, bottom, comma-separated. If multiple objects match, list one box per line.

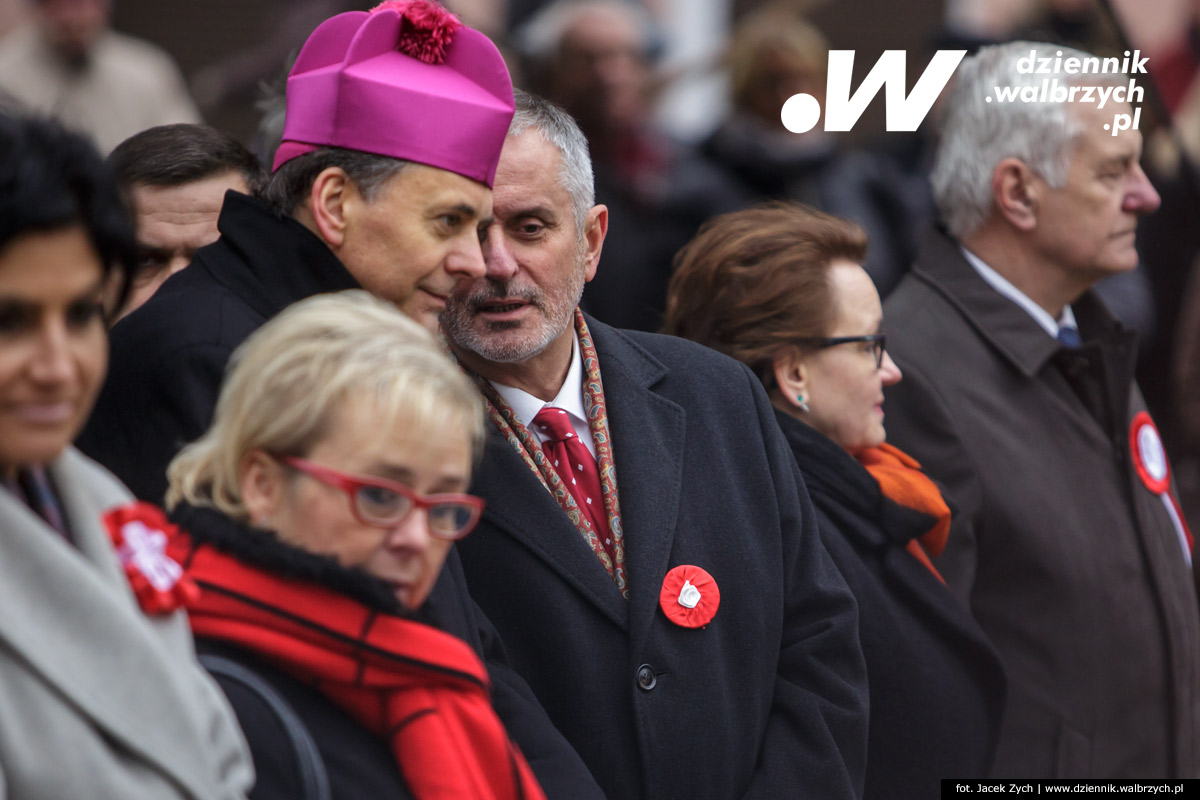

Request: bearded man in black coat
left=441, top=90, right=868, bottom=800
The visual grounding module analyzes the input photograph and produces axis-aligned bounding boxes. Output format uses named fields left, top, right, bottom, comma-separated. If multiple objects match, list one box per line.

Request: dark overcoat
left=77, top=191, right=605, bottom=799
left=883, top=227, right=1200, bottom=779
left=455, top=319, right=869, bottom=800
left=776, top=410, right=1006, bottom=797
left=198, top=639, right=414, bottom=800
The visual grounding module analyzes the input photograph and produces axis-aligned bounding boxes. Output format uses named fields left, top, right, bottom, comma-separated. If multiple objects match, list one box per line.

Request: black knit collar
left=199, top=191, right=362, bottom=322
left=169, top=501, right=413, bottom=618
left=774, top=409, right=939, bottom=548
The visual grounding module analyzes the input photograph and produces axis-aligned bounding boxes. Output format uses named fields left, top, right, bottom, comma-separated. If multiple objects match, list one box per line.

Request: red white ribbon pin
left=104, top=502, right=200, bottom=615
left=659, top=565, right=719, bottom=628
left=1129, top=412, right=1193, bottom=561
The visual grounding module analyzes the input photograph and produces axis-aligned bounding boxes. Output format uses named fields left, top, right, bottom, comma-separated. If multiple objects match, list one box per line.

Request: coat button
left=636, top=664, right=657, bottom=691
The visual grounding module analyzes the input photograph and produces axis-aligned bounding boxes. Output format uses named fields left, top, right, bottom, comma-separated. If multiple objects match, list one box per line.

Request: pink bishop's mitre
left=272, top=0, right=514, bottom=188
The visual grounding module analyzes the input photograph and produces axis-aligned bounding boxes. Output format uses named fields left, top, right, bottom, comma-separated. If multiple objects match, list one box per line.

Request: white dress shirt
left=961, top=247, right=1079, bottom=336
left=491, top=333, right=598, bottom=458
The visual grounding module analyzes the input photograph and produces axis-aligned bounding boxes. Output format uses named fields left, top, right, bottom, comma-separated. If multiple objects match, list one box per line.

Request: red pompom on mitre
left=371, top=0, right=463, bottom=64
left=658, top=565, right=720, bottom=628
left=104, top=501, right=200, bottom=616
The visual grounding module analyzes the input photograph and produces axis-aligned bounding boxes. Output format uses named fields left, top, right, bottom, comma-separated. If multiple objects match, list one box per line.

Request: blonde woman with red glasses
left=164, top=290, right=545, bottom=800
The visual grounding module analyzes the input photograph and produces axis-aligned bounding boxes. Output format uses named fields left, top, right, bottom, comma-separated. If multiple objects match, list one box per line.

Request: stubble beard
left=442, top=265, right=585, bottom=365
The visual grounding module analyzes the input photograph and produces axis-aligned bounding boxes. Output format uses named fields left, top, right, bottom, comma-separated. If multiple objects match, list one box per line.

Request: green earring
left=795, top=394, right=810, bottom=413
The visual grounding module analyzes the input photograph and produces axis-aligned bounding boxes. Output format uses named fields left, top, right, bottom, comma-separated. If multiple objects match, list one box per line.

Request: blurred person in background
left=518, top=0, right=749, bottom=331
left=663, top=201, right=1006, bottom=798
left=0, top=111, right=252, bottom=799
left=443, top=91, right=868, bottom=800
left=78, top=4, right=605, bottom=795
left=108, top=123, right=265, bottom=320
left=884, top=41, right=1200, bottom=778
left=165, top=291, right=545, bottom=800
left=0, top=0, right=27, bottom=39
left=700, top=4, right=928, bottom=296
left=0, top=0, right=200, bottom=152
left=1173, top=255, right=1200, bottom=524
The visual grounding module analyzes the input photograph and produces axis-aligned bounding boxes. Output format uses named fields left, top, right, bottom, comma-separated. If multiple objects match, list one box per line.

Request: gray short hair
left=259, top=147, right=411, bottom=215
left=166, top=290, right=485, bottom=520
left=932, top=41, right=1126, bottom=239
left=509, top=89, right=595, bottom=233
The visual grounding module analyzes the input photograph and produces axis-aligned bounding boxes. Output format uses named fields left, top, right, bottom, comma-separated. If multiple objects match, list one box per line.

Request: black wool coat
left=77, top=191, right=604, bottom=800
left=776, top=410, right=1007, bottom=798
left=197, top=638, right=414, bottom=800
left=456, top=319, right=870, bottom=800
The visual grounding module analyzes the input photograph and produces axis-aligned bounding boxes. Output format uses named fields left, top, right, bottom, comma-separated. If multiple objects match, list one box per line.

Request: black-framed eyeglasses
left=795, top=334, right=888, bottom=368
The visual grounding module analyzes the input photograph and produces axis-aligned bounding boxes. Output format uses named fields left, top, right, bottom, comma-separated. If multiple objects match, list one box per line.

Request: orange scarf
left=168, top=534, right=546, bottom=800
left=856, top=443, right=951, bottom=583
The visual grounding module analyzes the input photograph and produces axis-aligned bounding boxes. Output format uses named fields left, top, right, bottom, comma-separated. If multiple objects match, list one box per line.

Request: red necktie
left=532, top=407, right=615, bottom=563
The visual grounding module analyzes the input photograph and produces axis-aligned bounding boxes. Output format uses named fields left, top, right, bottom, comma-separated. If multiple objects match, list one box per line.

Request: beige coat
left=0, top=447, right=253, bottom=799
left=0, top=25, right=200, bottom=153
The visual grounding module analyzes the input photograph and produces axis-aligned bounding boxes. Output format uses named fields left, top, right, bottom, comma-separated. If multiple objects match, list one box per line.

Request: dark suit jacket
left=456, top=318, right=869, bottom=800
left=883, top=227, right=1200, bottom=779
left=77, top=191, right=605, bottom=799
left=778, top=411, right=1006, bottom=798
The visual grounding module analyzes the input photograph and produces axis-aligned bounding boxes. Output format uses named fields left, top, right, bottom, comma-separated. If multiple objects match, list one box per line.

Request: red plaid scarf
left=168, top=533, right=545, bottom=800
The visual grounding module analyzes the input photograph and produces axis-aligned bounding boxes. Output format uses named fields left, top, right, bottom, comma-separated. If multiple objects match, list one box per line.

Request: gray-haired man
left=884, top=41, right=1200, bottom=778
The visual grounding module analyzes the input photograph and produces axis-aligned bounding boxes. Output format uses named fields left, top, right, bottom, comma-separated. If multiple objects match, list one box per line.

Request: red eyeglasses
left=281, top=457, right=485, bottom=540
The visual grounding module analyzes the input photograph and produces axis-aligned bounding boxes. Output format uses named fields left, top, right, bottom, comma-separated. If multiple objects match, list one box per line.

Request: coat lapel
left=588, top=321, right=686, bottom=656
left=474, top=426, right=629, bottom=628
left=913, top=227, right=1062, bottom=379
left=912, top=227, right=1133, bottom=443
left=0, top=452, right=215, bottom=799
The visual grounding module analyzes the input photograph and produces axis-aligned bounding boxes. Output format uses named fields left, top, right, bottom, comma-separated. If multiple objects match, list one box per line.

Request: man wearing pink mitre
left=79, top=2, right=604, bottom=797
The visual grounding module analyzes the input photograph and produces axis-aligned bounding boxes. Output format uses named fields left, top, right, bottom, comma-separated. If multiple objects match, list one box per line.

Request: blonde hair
left=166, top=290, right=485, bottom=519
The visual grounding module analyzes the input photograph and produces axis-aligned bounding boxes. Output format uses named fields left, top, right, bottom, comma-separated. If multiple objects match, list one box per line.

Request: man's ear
left=772, top=350, right=810, bottom=412
left=581, top=204, right=608, bottom=283
left=239, top=450, right=284, bottom=530
left=307, top=167, right=354, bottom=248
left=991, top=157, right=1040, bottom=232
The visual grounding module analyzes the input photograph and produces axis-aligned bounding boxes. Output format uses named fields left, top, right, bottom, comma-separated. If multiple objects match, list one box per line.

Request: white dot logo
left=781, top=93, right=821, bottom=134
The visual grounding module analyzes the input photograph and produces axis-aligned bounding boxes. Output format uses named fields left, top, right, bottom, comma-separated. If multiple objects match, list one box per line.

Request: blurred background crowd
left=10, top=0, right=1194, bottom=515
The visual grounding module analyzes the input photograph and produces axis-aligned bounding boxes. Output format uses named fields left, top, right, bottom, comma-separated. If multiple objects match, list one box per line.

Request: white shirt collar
left=961, top=246, right=1078, bottom=337
left=490, top=333, right=596, bottom=457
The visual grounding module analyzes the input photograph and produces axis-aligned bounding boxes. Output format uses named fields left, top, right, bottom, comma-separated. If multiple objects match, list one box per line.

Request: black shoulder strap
left=199, top=653, right=332, bottom=800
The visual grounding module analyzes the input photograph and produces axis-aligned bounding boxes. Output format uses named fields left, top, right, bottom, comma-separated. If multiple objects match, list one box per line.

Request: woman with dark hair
left=0, top=112, right=253, bottom=798
left=663, top=201, right=1006, bottom=799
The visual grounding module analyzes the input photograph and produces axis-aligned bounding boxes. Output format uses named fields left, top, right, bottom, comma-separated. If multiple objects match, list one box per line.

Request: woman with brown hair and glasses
left=163, top=290, right=546, bottom=800
left=663, top=202, right=1006, bottom=798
